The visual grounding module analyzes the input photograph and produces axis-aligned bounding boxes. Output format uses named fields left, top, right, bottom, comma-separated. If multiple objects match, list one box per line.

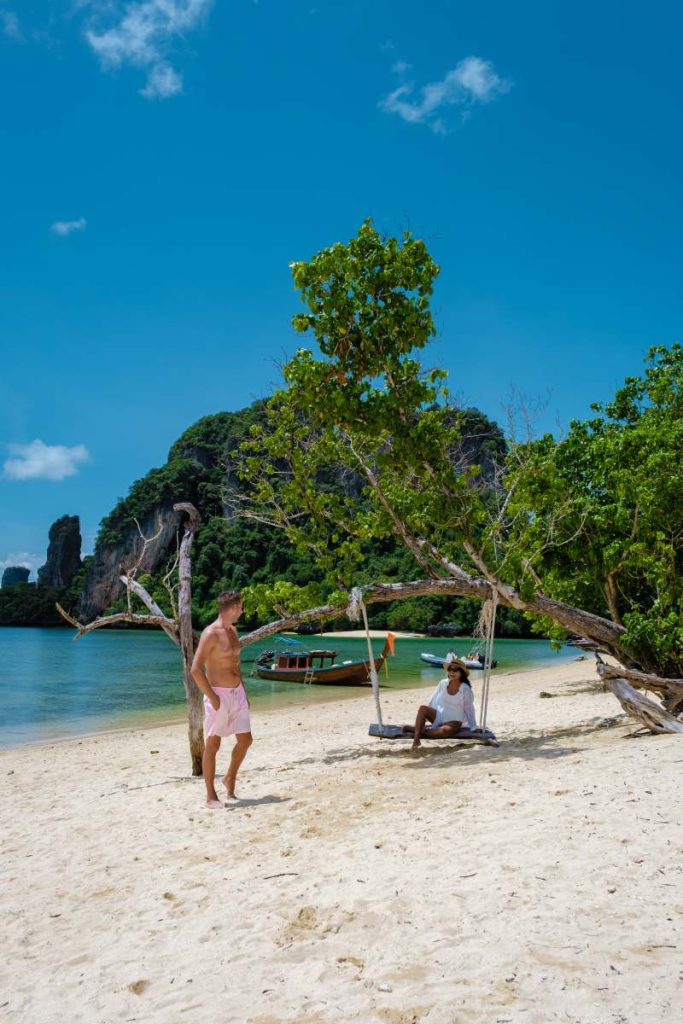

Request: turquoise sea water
left=0, top=628, right=579, bottom=748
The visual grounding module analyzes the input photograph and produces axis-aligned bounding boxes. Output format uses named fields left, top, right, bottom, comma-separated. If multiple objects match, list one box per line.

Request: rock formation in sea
left=37, top=515, right=82, bottom=589
left=1, top=566, right=30, bottom=588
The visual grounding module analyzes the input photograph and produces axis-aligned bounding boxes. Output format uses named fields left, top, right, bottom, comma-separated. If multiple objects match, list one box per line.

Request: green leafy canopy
left=238, top=221, right=682, bottom=675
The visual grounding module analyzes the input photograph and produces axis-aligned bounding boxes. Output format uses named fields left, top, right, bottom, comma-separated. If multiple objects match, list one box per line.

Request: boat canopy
left=274, top=650, right=337, bottom=670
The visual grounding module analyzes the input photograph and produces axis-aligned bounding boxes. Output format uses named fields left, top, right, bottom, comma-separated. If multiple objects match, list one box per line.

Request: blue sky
left=2, top=1, right=682, bottom=576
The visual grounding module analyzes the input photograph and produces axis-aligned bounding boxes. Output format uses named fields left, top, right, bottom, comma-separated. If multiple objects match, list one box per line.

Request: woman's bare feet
left=206, top=798, right=224, bottom=810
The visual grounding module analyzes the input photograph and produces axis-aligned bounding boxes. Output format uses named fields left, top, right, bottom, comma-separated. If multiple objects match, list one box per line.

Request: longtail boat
left=254, top=634, right=395, bottom=686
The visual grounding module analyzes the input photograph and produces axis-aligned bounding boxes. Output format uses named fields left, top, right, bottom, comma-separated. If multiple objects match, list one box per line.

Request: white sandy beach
left=2, top=659, right=682, bottom=1024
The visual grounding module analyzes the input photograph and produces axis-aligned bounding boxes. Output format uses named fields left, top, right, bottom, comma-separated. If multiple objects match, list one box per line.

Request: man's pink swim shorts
left=204, top=684, right=251, bottom=737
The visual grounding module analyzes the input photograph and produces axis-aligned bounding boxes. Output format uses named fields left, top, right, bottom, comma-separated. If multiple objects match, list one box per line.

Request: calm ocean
left=0, top=627, right=579, bottom=748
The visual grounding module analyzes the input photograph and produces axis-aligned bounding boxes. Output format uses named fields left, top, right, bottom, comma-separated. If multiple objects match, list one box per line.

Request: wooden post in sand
left=173, top=503, right=205, bottom=775
left=57, top=502, right=206, bottom=777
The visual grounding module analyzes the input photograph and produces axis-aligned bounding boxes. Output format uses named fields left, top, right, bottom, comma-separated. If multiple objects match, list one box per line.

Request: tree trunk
left=603, top=572, right=623, bottom=627
left=174, top=503, right=204, bottom=776
left=596, top=661, right=683, bottom=703
left=601, top=675, right=683, bottom=734
left=237, top=575, right=683, bottom=734
left=365, top=578, right=632, bottom=665
left=239, top=576, right=631, bottom=661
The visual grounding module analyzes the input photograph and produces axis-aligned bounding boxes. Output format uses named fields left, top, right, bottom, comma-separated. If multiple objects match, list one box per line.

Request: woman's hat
left=445, top=658, right=469, bottom=677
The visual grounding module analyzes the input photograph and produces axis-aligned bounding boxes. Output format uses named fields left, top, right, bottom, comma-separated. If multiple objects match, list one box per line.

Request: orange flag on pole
left=386, top=632, right=396, bottom=657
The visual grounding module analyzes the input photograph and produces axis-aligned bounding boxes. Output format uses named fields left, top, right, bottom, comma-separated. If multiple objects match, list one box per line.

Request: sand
left=2, top=659, right=682, bottom=1024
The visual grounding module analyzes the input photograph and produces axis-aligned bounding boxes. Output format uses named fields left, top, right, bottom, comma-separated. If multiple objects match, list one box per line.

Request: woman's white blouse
left=428, top=679, right=477, bottom=729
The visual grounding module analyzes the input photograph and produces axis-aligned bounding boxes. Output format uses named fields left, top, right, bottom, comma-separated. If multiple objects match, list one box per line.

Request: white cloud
left=51, top=217, right=87, bottom=236
left=391, top=60, right=411, bottom=75
left=4, top=440, right=91, bottom=482
left=380, top=56, right=511, bottom=134
left=0, top=9, right=22, bottom=42
left=0, top=551, right=42, bottom=580
left=84, top=0, right=213, bottom=100
left=140, top=60, right=182, bottom=98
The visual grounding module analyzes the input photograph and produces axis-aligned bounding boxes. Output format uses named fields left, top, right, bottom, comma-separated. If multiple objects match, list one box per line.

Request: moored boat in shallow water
left=255, top=635, right=394, bottom=685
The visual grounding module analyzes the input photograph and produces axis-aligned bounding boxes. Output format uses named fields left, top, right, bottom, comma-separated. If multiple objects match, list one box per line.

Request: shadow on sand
left=224, top=795, right=291, bottom=809
left=283, top=716, right=625, bottom=771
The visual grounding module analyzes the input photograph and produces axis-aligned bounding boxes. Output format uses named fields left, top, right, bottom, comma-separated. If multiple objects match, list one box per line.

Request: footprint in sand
left=127, top=979, right=149, bottom=995
left=378, top=1010, right=426, bottom=1024
left=278, top=905, right=355, bottom=945
left=300, top=825, right=323, bottom=839
left=336, top=955, right=365, bottom=979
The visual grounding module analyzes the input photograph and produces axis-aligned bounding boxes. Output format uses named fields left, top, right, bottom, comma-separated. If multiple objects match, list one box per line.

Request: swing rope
left=476, top=591, right=498, bottom=733
left=349, top=584, right=497, bottom=739
left=348, top=587, right=383, bottom=729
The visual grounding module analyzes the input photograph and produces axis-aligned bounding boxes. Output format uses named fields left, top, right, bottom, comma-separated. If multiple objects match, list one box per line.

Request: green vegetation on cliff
left=98, top=405, right=268, bottom=547
left=0, top=562, right=90, bottom=627
left=91, top=397, right=531, bottom=636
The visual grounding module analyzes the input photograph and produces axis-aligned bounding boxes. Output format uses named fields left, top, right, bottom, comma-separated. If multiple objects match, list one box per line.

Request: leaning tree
left=235, top=220, right=683, bottom=734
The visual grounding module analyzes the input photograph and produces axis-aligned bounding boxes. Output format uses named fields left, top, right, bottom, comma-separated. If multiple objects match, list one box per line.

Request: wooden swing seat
left=369, top=723, right=499, bottom=747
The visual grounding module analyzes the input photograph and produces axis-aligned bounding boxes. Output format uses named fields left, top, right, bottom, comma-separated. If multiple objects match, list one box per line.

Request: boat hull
left=255, top=656, right=384, bottom=686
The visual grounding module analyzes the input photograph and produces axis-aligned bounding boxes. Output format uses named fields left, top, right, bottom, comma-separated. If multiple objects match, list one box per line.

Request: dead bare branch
left=597, top=661, right=683, bottom=701
left=600, top=674, right=683, bottom=734
left=56, top=602, right=173, bottom=639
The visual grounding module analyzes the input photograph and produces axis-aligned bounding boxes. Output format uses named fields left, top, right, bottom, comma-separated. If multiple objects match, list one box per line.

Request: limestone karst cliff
left=76, top=405, right=268, bottom=620
left=37, top=515, right=82, bottom=589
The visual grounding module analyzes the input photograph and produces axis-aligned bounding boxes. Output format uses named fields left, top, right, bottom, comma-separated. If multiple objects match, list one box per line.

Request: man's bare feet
left=222, top=772, right=237, bottom=800
left=206, top=798, right=224, bottom=810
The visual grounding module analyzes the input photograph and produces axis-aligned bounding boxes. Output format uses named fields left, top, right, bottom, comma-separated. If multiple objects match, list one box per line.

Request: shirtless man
left=191, top=590, right=252, bottom=808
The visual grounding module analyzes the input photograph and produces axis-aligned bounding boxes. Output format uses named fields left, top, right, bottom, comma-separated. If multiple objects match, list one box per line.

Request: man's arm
left=228, top=625, right=249, bottom=704
left=191, top=630, right=220, bottom=710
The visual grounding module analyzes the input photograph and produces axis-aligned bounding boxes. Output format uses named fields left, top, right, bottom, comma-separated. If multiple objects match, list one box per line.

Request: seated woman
left=403, top=659, right=478, bottom=749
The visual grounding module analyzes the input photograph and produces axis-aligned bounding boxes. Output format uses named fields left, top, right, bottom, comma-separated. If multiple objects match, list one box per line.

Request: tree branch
left=415, top=539, right=473, bottom=582
left=119, top=575, right=179, bottom=643
left=596, top=661, right=683, bottom=700
left=345, top=436, right=444, bottom=579
left=56, top=603, right=174, bottom=639
left=238, top=574, right=629, bottom=660
left=599, top=673, right=683, bottom=734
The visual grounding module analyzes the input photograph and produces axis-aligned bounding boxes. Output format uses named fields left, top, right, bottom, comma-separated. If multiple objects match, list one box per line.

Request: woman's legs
left=403, top=704, right=437, bottom=748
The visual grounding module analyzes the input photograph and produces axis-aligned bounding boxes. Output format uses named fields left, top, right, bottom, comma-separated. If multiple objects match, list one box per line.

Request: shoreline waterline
left=0, top=627, right=579, bottom=750
left=0, top=660, right=585, bottom=754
